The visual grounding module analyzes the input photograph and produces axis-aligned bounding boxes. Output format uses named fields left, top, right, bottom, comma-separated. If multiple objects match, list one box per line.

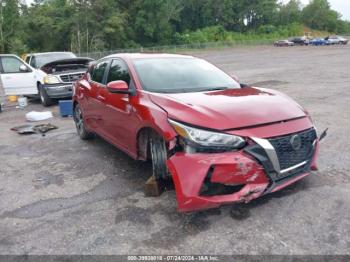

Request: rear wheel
left=39, top=84, right=54, bottom=107
left=149, top=132, right=169, bottom=180
left=73, top=104, right=94, bottom=140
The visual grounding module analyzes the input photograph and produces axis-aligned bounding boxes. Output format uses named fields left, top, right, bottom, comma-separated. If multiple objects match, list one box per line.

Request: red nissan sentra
left=73, top=53, right=325, bottom=212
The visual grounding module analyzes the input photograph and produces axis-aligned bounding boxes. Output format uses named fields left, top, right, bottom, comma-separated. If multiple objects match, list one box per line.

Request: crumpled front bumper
left=167, top=139, right=319, bottom=212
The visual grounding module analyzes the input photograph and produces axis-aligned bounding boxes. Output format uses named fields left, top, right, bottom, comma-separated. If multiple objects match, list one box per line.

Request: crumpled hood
left=149, top=87, right=307, bottom=130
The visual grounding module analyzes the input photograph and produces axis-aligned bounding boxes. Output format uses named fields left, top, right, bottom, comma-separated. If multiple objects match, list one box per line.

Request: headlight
left=169, top=119, right=246, bottom=149
left=44, top=75, right=60, bottom=84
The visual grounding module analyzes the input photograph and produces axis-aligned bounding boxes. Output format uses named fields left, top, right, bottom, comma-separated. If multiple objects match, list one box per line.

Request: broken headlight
left=169, top=119, right=246, bottom=150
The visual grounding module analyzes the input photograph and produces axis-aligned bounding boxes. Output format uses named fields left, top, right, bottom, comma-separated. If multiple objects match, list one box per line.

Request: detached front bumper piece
left=167, top=128, right=319, bottom=212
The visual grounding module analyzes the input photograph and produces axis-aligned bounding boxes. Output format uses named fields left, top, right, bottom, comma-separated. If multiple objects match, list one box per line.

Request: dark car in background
left=25, top=52, right=93, bottom=106
left=289, top=37, right=309, bottom=45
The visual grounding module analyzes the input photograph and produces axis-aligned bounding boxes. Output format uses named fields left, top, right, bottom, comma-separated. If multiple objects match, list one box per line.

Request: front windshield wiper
left=148, top=87, right=230, bottom=94
left=196, top=87, right=229, bottom=92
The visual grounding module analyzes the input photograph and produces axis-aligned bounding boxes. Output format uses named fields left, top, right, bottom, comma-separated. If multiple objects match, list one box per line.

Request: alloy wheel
left=74, top=106, right=84, bottom=135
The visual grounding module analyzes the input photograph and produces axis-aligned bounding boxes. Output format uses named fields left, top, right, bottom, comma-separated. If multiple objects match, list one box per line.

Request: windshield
left=35, top=52, right=76, bottom=68
left=133, top=57, right=240, bottom=93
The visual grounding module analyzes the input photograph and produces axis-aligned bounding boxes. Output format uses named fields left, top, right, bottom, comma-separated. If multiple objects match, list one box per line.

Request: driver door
left=98, top=59, right=136, bottom=153
left=0, top=55, right=37, bottom=95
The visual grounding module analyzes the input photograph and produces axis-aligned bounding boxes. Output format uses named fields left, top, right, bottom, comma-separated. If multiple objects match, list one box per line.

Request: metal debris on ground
left=11, top=123, right=58, bottom=135
left=10, top=124, right=36, bottom=134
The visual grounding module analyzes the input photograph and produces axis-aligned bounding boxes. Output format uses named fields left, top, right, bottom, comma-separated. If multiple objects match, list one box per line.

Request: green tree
left=301, top=0, right=340, bottom=32
left=23, top=0, right=74, bottom=52
left=123, top=0, right=182, bottom=46
left=279, top=0, right=301, bottom=25
left=2, top=0, right=350, bottom=54
left=70, top=0, right=126, bottom=53
left=0, top=0, right=23, bottom=53
left=243, top=0, right=278, bottom=29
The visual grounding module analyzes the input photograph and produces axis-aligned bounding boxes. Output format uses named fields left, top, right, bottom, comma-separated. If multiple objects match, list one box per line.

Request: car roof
left=0, top=54, right=22, bottom=58
left=105, top=53, right=194, bottom=60
left=0, top=54, right=20, bottom=56
left=26, top=51, right=75, bottom=56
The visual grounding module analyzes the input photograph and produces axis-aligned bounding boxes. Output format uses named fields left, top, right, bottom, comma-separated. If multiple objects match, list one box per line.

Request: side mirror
left=231, top=74, right=249, bottom=88
left=107, top=80, right=129, bottom=94
left=19, top=65, right=29, bottom=72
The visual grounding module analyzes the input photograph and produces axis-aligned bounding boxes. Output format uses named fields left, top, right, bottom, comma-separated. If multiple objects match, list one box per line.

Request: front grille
left=59, top=73, right=84, bottom=83
left=268, top=128, right=317, bottom=171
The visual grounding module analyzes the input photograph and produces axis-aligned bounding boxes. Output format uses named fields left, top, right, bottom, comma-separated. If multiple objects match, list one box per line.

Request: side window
left=25, top=56, right=31, bottom=64
left=30, top=57, right=37, bottom=68
left=1, top=56, right=25, bottom=73
left=91, top=61, right=108, bottom=84
left=106, top=59, right=131, bottom=86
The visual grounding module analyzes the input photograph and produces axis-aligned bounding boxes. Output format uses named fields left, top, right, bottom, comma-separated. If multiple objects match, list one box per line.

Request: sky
left=25, top=0, right=350, bottom=21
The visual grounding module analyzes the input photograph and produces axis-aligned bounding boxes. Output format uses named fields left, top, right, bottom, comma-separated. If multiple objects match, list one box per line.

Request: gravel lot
left=0, top=45, right=349, bottom=255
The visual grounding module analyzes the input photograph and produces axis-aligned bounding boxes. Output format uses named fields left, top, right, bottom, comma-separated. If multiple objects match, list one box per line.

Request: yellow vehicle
left=21, top=53, right=28, bottom=61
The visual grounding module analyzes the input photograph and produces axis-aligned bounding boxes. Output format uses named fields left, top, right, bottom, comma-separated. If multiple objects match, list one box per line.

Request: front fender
left=133, top=92, right=177, bottom=142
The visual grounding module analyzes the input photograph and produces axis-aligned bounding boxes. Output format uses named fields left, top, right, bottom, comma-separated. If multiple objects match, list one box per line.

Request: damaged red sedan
left=73, top=53, right=323, bottom=212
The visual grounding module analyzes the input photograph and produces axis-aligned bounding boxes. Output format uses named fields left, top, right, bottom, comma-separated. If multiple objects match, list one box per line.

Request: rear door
left=83, top=60, right=109, bottom=133
left=0, top=55, right=37, bottom=95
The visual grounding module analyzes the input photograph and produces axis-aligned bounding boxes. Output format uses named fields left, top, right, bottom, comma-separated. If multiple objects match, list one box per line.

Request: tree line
left=0, top=0, right=349, bottom=54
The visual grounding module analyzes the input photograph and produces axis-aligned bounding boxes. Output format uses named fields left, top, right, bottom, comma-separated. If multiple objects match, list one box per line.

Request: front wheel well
left=137, top=127, right=172, bottom=180
left=136, top=127, right=165, bottom=161
left=73, top=101, right=78, bottom=110
left=37, top=82, right=41, bottom=91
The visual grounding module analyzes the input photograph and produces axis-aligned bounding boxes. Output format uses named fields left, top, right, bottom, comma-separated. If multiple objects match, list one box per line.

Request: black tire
left=149, top=132, right=169, bottom=180
left=73, top=104, right=94, bottom=140
left=39, top=84, right=54, bottom=107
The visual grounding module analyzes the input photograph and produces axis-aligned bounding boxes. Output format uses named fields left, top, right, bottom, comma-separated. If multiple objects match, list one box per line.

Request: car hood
left=40, top=58, right=93, bottom=74
left=149, top=87, right=307, bottom=130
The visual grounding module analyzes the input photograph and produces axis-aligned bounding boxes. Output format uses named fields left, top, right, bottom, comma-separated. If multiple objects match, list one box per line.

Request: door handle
left=97, top=95, right=106, bottom=101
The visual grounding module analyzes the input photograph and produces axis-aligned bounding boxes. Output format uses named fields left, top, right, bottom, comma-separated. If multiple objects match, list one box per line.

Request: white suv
left=0, top=52, right=93, bottom=106
left=0, top=54, right=46, bottom=97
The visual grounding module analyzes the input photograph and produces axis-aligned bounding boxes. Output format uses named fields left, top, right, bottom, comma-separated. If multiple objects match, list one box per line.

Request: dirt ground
left=0, top=45, right=349, bottom=255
